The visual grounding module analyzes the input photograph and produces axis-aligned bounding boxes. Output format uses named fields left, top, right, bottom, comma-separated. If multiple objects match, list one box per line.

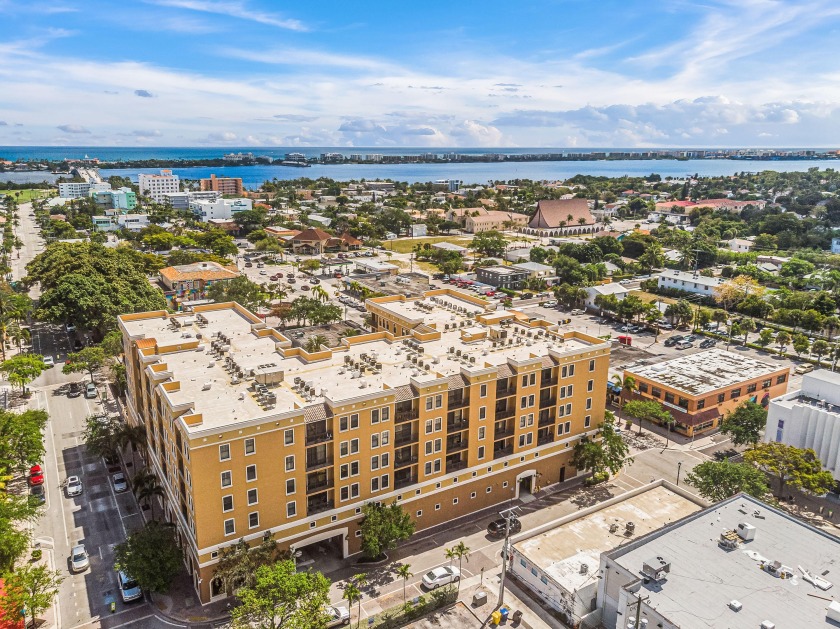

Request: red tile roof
left=292, top=227, right=332, bottom=242
left=528, top=198, right=594, bottom=229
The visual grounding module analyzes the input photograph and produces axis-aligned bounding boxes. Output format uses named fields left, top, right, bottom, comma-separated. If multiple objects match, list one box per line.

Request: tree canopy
left=359, top=500, right=415, bottom=560
left=720, top=401, right=767, bottom=448
left=114, top=521, right=182, bottom=594
left=744, top=442, right=835, bottom=498
left=207, top=276, right=265, bottom=312
left=685, top=460, right=770, bottom=502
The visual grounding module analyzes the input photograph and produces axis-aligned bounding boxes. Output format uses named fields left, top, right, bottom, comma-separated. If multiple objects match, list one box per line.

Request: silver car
left=66, top=476, right=83, bottom=497
left=325, top=605, right=350, bottom=627
left=112, top=472, right=128, bottom=493
left=70, top=544, right=89, bottom=573
left=421, top=566, right=460, bottom=589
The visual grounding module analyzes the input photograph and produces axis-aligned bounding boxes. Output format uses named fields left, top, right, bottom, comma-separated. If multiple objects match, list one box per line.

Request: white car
left=112, top=472, right=128, bottom=493
left=421, top=566, right=461, bottom=589
left=324, top=605, right=351, bottom=627
left=118, top=570, right=142, bottom=602
left=70, top=544, right=89, bottom=573
left=66, top=475, right=83, bottom=497
left=543, top=300, right=558, bottom=308
left=42, top=355, right=55, bottom=368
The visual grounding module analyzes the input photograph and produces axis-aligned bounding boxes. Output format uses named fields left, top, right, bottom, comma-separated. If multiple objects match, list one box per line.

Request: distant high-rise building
left=200, top=174, right=243, bottom=196
left=139, top=169, right=180, bottom=203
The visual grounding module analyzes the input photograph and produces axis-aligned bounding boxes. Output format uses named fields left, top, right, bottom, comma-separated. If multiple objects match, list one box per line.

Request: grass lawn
left=634, top=290, right=676, bottom=305
left=0, top=189, right=55, bottom=203
left=386, top=235, right=473, bottom=254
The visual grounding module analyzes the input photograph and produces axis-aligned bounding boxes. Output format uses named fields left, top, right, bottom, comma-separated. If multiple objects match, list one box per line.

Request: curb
left=148, top=592, right=231, bottom=627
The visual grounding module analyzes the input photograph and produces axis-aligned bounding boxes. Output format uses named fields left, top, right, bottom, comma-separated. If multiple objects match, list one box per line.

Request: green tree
left=573, top=413, right=632, bottom=475
left=99, top=330, right=124, bottom=357
left=1, top=563, right=64, bottom=628
left=114, top=521, right=182, bottom=594
left=0, top=355, right=45, bottom=394
left=300, top=259, right=321, bottom=273
left=792, top=333, right=811, bottom=358
left=720, top=401, right=766, bottom=448
left=684, top=460, right=770, bottom=502
left=812, top=339, right=831, bottom=364
left=304, top=335, right=328, bottom=353
left=469, top=230, right=507, bottom=258
left=756, top=328, right=774, bottom=349
left=214, top=535, right=279, bottom=594
left=0, top=408, right=48, bottom=471
left=207, top=276, right=266, bottom=312
left=664, top=300, right=693, bottom=327
left=132, top=468, right=164, bottom=520
left=739, top=318, right=756, bottom=345
left=230, top=560, right=330, bottom=629
left=623, top=399, right=672, bottom=436
left=342, top=582, right=362, bottom=629
left=62, top=346, right=105, bottom=383
left=744, top=442, right=835, bottom=498
left=359, top=501, right=415, bottom=560
left=776, top=330, right=791, bottom=355
left=82, top=415, right=121, bottom=461
left=447, top=542, right=469, bottom=598
left=396, top=564, right=412, bottom=608
left=0, top=494, right=40, bottom=572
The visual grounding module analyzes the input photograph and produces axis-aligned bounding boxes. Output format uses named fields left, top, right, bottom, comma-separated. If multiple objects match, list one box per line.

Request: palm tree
left=396, top=563, right=412, bottom=608
left=120, top=424, right=148, bottom=468
left=304, top=335, right=328, bottom=353
left=445, top=547, right=457, bottom=568
left=343, top=583, right=361, bottom=629
left=312, top=285, right=329, bottom=303
left=136, top=474, right=164, bottom=520
left=6, top=322, right=29, bottom=352
left=449, top=542, right=470, bottom=598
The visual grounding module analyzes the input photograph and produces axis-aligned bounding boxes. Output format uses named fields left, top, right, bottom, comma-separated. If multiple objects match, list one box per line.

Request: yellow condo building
left=118, top=288, right=611, bottom=603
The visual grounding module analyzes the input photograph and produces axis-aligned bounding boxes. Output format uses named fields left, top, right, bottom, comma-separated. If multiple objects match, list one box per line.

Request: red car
left=28, top=465, right=44, bottom=486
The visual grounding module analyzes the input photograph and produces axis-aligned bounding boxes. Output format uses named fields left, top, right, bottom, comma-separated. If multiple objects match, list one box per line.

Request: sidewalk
left=149, top=570, right=231, bottom=625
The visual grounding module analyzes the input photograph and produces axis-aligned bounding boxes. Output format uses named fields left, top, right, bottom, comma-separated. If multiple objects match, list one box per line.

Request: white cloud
left=147, top=0, right=306, bottom=31
left=56, top=124, right=90, bottom=134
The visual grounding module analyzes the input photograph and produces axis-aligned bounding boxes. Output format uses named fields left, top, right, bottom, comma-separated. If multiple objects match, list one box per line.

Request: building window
left=224, top=519, right=235, bottom=536
left=697, top=399, right=705, bottom=410
left=518, top=433, right=533, bottom=448
left=371, top=409, right=380, bottom=424
left=557, top=423, right=565, bottom=436
left=417, top=510, right=423, bottom=517
left=222, top=495, right=233, bottom=512
left=351, top=439, right=359, bottom=454
left=284, top=429, right=294, bottom=446
left=664, top=392, right=675, bottom=404
left=587, top=379, right=594, bottom=392
left=287, top=501, right=296, bottom=517
left=453, top=497, right=459, bottom=505
left=371, top=434, right=380, bottom=449
left=340, top=441, right=349, bottom=457
left=381, top=453, right=389, bottom=467
left=285, top=456, right=294, bottom=472
left=638, top=382, right=649, bottom=394
left=486, top=486, right=492, bottom=493
left=731, top=388, right=741, bottom=399
left=480, top=384, right=487, bottom=397
left=589, top=359, right=595, bottom=371
left=584, top=415, right=591, bottom=428
left=586, top=398, right=592, bottom=410
left=747, top=383, right=757, bottom=393
left=340, top=464, right=349, bottom=480
left=479, top=406, right=486, bottom=420
left=351, top=414, right=359, bottom=429
left=246, top=464, right=257, bottom=481
left=718, top=393, right=725, bottom=403
left=371, top=477, right=380, bottom=493
left=286, top=478, right=295, bottom=495
left=478, top=446, right=485, bottom=459
left=478, top=427, right=486, bottom=440
left=381, top=474, right=389, bottom=489
left=249, top=512, right=259, bottom=529
left=762, top=379, right=772, bottom=389
left=371, top=455, right=380, bottom=471
left=565, top=421, right=571, bottom=433
left=219, top=444, right=231, bottom=461
left=247, top=488, right=258, bottom=505
left=351, top=483, right=360, bottom=499
left=221, top=471, right=232, bottom=488
left=381, top=407, right=390, bottom=422
left=245, top=438, right=256, bottom=455
left=777, top=374, right=787, bottom=384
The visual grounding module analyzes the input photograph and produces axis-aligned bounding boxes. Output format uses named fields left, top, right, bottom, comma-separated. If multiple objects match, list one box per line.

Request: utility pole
left=497, top=506, right=519, bottom=608
left=627, top=593, right=650, bottom=629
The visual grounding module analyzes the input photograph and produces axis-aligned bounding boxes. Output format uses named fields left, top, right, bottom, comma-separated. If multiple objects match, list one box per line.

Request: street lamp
left=676, top=461, right=683, bottom=486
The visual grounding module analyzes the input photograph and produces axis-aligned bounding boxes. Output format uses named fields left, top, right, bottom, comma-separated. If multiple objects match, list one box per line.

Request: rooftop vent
left=201, top=381, right=213, bottom=391
left=736, top=522, right=756, bottom=541
left=641, top=556, right=670, bottom=583
left=625, top=521, right=636, bottom=535
left=728, top=600, right=743, bottom=612
left=760, top=622, right=775, bottom=629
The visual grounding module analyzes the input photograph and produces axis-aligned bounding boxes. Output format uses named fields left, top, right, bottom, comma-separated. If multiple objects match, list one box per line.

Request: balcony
left=537, top=433, right=555, bottom=446
left=447, top=418, right=469, bottom=433
left=448, top=397, right=470, bottom=410
left=495, top=407, right=515, bottom=420
left=394, top=456, right=418, bottom=470
left=396, top=409, right=420, bottom=423
left=305, top=431, right=332, bottom=447
left=446, top=459, right=467, bottom=474
left=494, top=427, right=515, bottom=439
left=493, top=446, right=514, bottom=460
left=540, top=377, right=558, bottom=388
left=305, top=456, right=333, bottom=472
left=496, top=385, right=516, bottom=398
left=538, top=413, right=555, bottom=427
left=394, top=475, right=417, bottom=490
left=394, top=431, right=419, bottom=447
left=539, top=397, right=556, bottom=409
left=306, top=477, right=334, bottom=493
left=307, top=499, right=334, bottom=516
left=446, top=439, right=468, bottom=453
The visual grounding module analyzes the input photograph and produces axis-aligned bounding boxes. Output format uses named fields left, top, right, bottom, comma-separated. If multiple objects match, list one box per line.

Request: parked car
left=699, top=338, right=717, bottom=349
left=259, top=270, right=267, bottom=275
left=42, top=355, right=55, bottom=368
left=659, top=322, right=673, bottom=330
left=68, top=381, right=82, bottom=397
left=288, top=278, right=296, bottom=284
left=70, top=545, right=90, bottom=573
left=421, top=566, right=461, bottom=589
left=571, top=309, right=584, bottom=315
left=85, top=383, right=97, bottom=399
left=324, top=605, right=351, bottom=627
left=66, top=475, right=83, bottom=497
left=310, top=277, right=320, bottom=284
left=301, top=285, right=310, bottom=291
left=682, top=335, right=697, bottom=343
left=676, top=340, right=693, bottom=350
left=795, top=363, right=815, bottom=374
left=112, top=472, right=128, bottom=493
left=28, top=465, right=44, bottom=486
left=118, top=570, right=143, bottom=602
left=664, top=336, right=684, bottom=347
left=30, top=484, right=46, bottom=504
left=292, top=331, right=305, bottom=339
left=543, top=300, right=558, bottom=308
left=486, top=517, right=522, bottom=538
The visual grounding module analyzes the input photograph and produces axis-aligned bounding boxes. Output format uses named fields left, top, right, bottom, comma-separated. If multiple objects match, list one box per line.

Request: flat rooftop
left=121, top=303, right=604, bottom=433
left=626, top=349, right=785, bottom=396
left=514, top=485, right=702, bottom=593
left=374, top=292, right=487, bottom=328
left=610, top=494, right=840, bottom=629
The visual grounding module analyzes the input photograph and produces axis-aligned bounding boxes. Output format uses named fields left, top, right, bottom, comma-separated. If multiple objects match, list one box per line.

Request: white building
left=726, top=237, right=754, bottom=253
left=766, top=370, right=840, bottom=480
left=657, top=269, right=725, bottom=297
left=92, top=213, right=150, bottom=232
left=58, top=181, right=111, bottom=199
left=189, top=197, right=252, bottom=221
left=511, top=261, right=555, bottom=278
left=163, top=191, right=219, bottom=210
left=832, top=237, right=840, bottom=254
left=139, top=169, right=180, bottom=203
left=585, top=283, right=631, bottom=309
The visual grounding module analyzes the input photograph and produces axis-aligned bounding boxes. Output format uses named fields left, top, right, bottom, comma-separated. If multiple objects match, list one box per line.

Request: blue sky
left=2, top=0, right=840, bottom=147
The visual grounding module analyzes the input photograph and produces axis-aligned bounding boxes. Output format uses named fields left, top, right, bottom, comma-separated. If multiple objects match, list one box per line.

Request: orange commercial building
left=200, top=174, right=243, bottom=196
left=623, top=348, right=789, bottom=436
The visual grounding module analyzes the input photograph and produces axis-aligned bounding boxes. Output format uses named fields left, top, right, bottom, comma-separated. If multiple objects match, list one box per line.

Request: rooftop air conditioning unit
left=728, top=600, right=743, bottom=612
left=737, top=522, right=756, bottom=541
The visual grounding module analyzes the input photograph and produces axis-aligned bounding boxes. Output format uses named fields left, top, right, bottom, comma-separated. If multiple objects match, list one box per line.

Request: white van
left=676, top=340, right=693, bottom=350
left=118, top=570, right=143, bottom=602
